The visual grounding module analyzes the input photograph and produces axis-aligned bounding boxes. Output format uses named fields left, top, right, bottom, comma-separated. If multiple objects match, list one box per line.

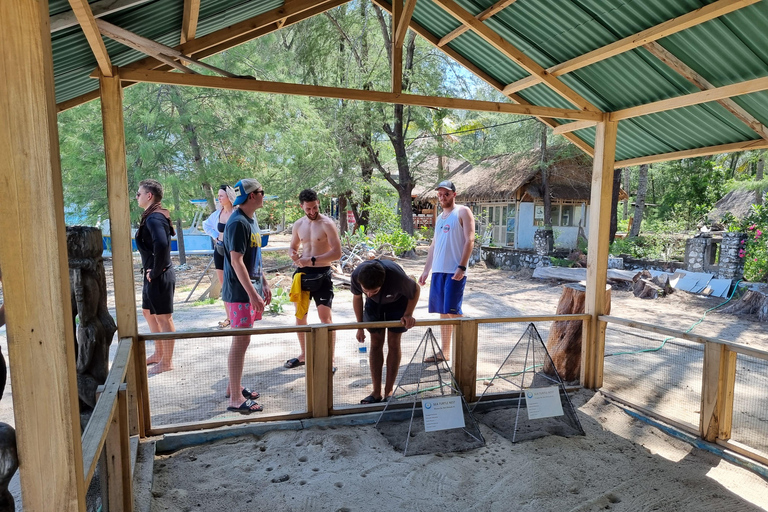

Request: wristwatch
left=311, top=256, right=316, bottom=266
left=457, top=265, right=467, bottom=271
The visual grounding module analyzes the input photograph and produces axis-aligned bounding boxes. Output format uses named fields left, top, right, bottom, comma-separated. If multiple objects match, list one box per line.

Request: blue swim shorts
left=427, top=272, right=466, bottom=315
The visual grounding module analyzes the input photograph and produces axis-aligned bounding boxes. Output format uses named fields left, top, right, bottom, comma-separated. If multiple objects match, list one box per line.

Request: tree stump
left=720, top=284, right=768, bottom=321
left=544, top=283, right=611, bottom=382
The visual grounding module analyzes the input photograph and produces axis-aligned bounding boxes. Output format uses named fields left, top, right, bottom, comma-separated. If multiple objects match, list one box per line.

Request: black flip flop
left=226, top=399, right=263, bottom=414
left=360, top=395, right=382, bottom=404
left=284, top=357, right=305, bottom=369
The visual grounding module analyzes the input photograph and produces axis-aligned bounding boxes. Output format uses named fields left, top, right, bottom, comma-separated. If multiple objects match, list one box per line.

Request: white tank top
left=432, top=208, right=465, bottom=273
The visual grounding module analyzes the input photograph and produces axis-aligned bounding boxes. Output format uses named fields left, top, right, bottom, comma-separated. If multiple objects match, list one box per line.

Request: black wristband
left=457, top=265, right=467, bottom=271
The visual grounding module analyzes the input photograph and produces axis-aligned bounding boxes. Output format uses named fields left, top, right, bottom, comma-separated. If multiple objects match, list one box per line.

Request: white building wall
left=517, top=203, right=536, bottom=249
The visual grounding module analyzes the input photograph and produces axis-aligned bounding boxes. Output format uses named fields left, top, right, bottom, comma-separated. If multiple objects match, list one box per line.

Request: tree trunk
left=544, top=283, right=611, bottom=381
left=720, top=285, right=768, bottom=321
left=338, top=193, right=349, bottom=234
left=757, top=151, right=764, bottom=206
left=540, top=122, right=552, bottom=227
left=623, top=166, right=630, bottom=220
left=630, top=164, right=648, bottom=237
left=610, top=168, right=622, bottom=243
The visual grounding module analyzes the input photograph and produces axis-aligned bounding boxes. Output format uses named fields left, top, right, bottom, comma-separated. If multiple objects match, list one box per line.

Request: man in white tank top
left=419, top=180, right=475, bottom=362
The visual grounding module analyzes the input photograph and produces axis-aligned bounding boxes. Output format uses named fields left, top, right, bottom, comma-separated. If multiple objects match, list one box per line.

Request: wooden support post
left=454, top=319, right=478, bottom=402
left=105, top=383, right=133, bottom=512
left=0, top=1, right=86, bottom=510
left=307, top=327, right=332, bottom=417
left=700, top=343, right=737, bottom=442
left=100, top=69, right=144, bottom=436
left=391, top=0, right=403, bottom=94
left=581, top=119, right=617, bottom=390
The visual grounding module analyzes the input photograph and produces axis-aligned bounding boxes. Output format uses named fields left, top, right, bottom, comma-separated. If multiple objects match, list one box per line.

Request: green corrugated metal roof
left=51, top=0, right=768, bottom=163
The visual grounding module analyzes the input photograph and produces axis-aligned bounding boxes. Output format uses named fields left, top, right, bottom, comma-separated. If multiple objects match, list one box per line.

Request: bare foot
left=423, top=355, right=449, bottom=363
left=146, top=354, right=161, bottom=365
left=148, top=363, right=173, bottom=376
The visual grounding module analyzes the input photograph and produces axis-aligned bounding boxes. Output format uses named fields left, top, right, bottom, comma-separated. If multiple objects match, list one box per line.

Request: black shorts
left=364, top=295, right=409, bottom=334
left=142, top=267, right=175, bottom=315
left=213, top=242, right=225, bottom=270
left=294, top=266, right=334, bottom=309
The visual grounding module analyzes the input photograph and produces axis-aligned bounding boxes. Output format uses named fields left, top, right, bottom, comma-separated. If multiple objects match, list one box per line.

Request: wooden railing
left=600, top=315, right=768, bottom=466
left=80, top=337, right=134, bottom=512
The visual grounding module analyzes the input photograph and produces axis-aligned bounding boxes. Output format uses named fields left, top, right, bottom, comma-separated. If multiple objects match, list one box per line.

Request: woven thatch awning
left=709, top=188, right=762, bottom=221
left=418, top=146, right=627, bottom=203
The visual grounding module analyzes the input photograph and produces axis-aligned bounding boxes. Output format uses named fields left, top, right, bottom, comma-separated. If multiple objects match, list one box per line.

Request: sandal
left=360, top=394, right=382, bottom=404
left=226, top=399, right=263, bottom=414
left=218, top=319, right=231, bottom=329
left=225, top=388, right=260, bottom=400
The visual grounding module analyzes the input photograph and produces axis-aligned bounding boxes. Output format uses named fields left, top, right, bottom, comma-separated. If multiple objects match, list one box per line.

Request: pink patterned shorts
left=224, top=302, right=263, bottom=328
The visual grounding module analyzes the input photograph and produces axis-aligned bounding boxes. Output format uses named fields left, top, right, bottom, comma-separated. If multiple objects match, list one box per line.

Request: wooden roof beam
left=615, top=139, right=768, bottom=168
left=67, top=0, right=112, bottom=77
left=111, top=69, right=604, bottom=120
left=392, top=0, right=403, bottom=94
left=552, top=119, right=598, bottom=135
left=438, top=0, right=518, bottom=47
left=430, top=0, right=601, bottom=113
left=180, top=0, right=201, bottom=44
left=644, top=41, right=768, bottom=142
left=395, top=0, right=417, bottom=49
left=610, top=75, right=768, bottom=121
left=58, top=0, right=350, bottom=111
left=371, top=0, right=594, bottom=156
left=502, top=0, right=760, bottom=94
left=52, top=0, right=152, bottom=33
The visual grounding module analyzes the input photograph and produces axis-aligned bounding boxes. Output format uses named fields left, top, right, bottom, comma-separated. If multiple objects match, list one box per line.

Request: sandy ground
left=1, top=234, right=768, bottom=510
left=149, top=390, right=768, bottom=512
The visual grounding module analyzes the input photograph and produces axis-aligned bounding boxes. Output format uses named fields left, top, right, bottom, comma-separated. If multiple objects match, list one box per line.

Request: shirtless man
left=285, top=189, right=343, bottom=370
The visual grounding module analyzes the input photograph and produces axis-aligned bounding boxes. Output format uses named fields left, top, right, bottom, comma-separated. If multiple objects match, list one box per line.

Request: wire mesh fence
left=331, top=325, right=447, bottom=409
left=475, top=321, right=553, bottom=397
left=144, top=331, right=307, bottom=428
left=602, top=322, right=703, bottom=430
left=729, top=352, right=768, bottom=458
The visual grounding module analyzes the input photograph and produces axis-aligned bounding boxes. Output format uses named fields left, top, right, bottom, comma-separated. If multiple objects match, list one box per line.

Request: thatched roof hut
left=709, top=188, right=763, bottom=222
left=416, top=146, right=625, bottom=203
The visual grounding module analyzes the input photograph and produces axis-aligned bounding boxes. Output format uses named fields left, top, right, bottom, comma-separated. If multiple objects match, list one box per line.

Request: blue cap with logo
left=232, top=178, right=262, bottom=206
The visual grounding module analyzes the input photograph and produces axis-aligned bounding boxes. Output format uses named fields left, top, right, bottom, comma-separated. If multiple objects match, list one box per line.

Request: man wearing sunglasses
left=222, top=178, right=271, bottom=414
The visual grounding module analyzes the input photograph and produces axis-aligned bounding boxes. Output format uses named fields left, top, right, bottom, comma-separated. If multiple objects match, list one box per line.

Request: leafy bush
left=268, top=286, right=291, bottom=314
left=609, top=235, right=685, bottom=261
left=728, top=204, right=768, bottom=282
left=372, top=228, right=416, bottom=254
left=549, top=256, right=574, bottom=268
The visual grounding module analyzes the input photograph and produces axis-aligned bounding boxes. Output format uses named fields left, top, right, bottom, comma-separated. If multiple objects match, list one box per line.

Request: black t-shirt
left=222, top=208, right=262, bottom=303
left=350, top=259, right=418, bottom=304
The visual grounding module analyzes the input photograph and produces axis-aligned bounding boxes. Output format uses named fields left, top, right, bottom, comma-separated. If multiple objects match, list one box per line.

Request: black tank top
left=217, top=221, right=226, bottom=233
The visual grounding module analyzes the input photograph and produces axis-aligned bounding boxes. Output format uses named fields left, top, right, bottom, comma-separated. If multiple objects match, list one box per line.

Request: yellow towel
left=289, top=272, right=310, bottom=319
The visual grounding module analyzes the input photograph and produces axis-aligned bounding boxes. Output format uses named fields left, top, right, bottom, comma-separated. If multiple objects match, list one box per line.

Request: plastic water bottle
left=358, top=342, right=368, bottom=368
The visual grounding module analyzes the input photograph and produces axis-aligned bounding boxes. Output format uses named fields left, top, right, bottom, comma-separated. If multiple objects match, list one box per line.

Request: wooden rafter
left=395, top=0, right=417, bottom=49
left=644, top=41, right=768, bottom=142
left=57, top=0, right=351, bottom=111
left=111, top=69, right=604, bottom=120
left=501, top=0, right=760, bottom=95
left=67, top=0, right=112, bottom=77
left=96, top=20, right=237, bottom=77
left=52, top=0, right=152, bottom=33
left=430, top=0, right=600, bottom=113
left=552, top=119, right=598, bottom=135
left=610, top=75, right=768, bottom=121
left=370, top=0, right=595, bottom=156
left=614, top=139, right=768, bottom=168
left=181, top=0, right=201, bottom=44
left=392, top=0, right=403, bottom=94
left=438, top=0, right=518, bottom=47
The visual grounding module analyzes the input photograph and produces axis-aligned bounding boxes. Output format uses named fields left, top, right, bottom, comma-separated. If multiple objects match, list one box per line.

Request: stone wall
left=472, top=246, right=550, bottom=270
left=684, top=232, right=745, bottom=279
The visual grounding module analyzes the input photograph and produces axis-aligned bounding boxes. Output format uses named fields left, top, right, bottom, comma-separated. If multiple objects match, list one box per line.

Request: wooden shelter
left=3, top=0, right=768, bottom=508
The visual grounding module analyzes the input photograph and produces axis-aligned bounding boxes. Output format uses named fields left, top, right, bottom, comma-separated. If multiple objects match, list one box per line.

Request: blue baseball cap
left=232, top=178, right=262, bottom=206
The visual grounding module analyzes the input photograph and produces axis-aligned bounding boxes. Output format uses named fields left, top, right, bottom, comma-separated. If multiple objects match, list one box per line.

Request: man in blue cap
left=222, top=178, right=271, bottom=414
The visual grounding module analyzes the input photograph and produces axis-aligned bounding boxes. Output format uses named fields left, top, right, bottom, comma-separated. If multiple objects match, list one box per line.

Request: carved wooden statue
left=67, top=227, right=117, bottom=428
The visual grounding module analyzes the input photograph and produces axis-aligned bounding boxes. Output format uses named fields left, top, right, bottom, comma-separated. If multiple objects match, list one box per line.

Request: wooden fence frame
left=80, top=337, right=134, bottom=512
left=600, top=315, right=768, bottom=466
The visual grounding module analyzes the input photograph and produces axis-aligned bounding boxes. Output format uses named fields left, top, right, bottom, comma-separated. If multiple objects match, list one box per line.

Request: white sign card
left=422, top=396, right=465, bottom=432
left=524, top=386, right=564, bottom=420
